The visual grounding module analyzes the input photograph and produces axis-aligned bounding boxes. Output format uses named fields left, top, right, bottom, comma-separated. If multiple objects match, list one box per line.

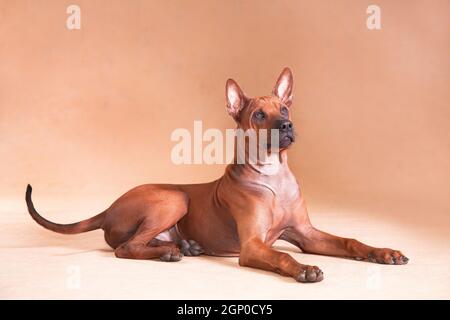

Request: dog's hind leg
left=114, top=219, right=183, bottom=262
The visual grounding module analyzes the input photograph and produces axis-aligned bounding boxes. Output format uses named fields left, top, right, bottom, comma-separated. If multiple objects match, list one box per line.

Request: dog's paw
left=363, top=249, right=409, bottom=265
left=160, top=247, right=183, bottom=262
left=295, top=265, right=324, bottom=283
left=178, top=239, right=205, bottom=256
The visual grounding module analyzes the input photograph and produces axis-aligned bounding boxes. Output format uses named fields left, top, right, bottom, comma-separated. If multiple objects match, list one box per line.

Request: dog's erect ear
left=272, top=67, right=293, bottom=107
left=226, top=79, right=247, bottom=120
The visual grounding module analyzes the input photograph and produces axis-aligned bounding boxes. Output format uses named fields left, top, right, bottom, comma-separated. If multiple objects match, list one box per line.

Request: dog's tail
left=25, top=184, right=106, bottom=234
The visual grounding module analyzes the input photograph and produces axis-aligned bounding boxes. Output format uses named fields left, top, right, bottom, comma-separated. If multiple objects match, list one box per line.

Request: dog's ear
left=272, top=67, right=293, bottom=107
left=226, top=79, right=247, bottom=120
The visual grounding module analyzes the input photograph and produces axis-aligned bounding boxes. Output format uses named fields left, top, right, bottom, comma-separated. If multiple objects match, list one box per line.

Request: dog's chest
left=264, top=170, right=302, bottom=226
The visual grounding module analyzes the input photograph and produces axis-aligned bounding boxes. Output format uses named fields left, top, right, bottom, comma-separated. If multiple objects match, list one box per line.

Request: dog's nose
left=279, top=120, right=293, bottom=131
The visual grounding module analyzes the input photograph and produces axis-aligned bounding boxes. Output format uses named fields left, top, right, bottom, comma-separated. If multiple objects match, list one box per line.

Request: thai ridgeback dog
left=26, top=68, right=408, bottom=282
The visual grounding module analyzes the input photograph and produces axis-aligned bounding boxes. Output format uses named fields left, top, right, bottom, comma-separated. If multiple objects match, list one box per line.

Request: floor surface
left=1, top=196, right=448, bottom=299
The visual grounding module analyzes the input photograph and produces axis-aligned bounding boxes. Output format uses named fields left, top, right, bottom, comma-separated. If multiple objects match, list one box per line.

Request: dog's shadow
left=192, top=243, right=315, bottom=283
left=196, top=255, right=295, bottom=283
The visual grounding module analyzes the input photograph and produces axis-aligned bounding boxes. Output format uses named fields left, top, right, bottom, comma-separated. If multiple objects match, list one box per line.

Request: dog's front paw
left=364, top=249, right=409, bottom=265
left=179, top=239, right=205, bottom=256
left=295, top=265, right=324, bottom=283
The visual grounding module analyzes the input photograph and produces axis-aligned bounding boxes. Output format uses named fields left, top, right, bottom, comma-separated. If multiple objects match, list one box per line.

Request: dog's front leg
left=238, top=237, right=323, bottom=282
left=281, top=225, right=409, bottom=265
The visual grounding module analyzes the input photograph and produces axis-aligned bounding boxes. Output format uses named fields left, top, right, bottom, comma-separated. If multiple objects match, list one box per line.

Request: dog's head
left=225, top=67, right=295, bottom=150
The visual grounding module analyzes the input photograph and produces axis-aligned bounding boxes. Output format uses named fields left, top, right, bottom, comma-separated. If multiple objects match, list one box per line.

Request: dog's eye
left=280, top=106, right=289, bottom=116
left=253, top=110, right=266, bottom=120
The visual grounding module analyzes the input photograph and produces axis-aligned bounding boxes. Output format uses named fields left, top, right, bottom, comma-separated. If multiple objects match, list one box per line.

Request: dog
left=26, top=67, right=408, bottom=283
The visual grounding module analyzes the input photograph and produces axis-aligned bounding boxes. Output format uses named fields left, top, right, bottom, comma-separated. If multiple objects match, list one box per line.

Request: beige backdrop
left=1, top=0, right=449, bottom=299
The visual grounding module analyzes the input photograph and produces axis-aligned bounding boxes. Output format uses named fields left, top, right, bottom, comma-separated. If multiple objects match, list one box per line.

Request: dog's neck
left=224, top=150, right=295, bottom=197
left=227, top=149, right=290, bottom=178
left=230, top=143, right=288, bottom=175
left=247, top=151, right=284, bottom=176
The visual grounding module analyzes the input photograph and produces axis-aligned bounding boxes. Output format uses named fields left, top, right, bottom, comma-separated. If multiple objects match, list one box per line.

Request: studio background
left=1, top=0, right=449, bottom=299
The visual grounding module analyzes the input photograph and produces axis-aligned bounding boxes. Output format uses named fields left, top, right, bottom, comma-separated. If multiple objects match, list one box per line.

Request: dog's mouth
left=279, top=134, right=294, bottom=149
left=265, top=130, right=295, bottom=150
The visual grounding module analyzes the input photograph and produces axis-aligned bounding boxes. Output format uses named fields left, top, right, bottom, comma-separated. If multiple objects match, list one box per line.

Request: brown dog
left=26, top=68, right=408, bottom=283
